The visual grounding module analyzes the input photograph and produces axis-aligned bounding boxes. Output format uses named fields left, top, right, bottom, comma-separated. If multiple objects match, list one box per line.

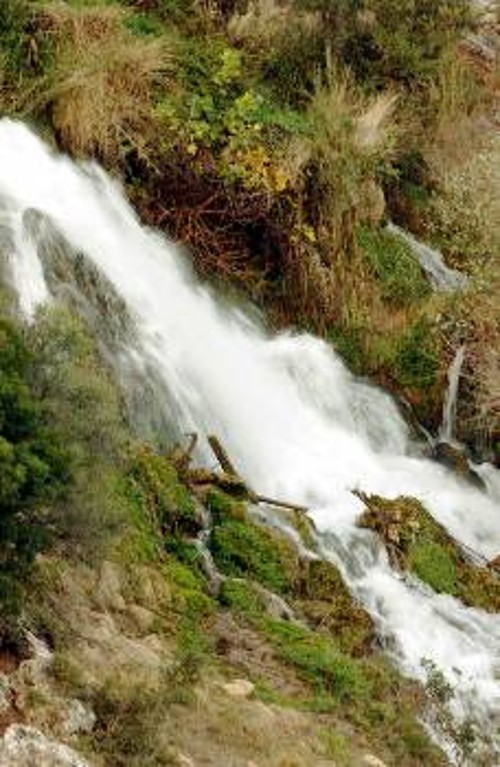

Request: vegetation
left=0, top=316, right=68, bottom=632
left=0, top=0, right=498, bottom=763
left=0, top=0, right=496, bottom=446
left=358, top=494, right=500, bottom=611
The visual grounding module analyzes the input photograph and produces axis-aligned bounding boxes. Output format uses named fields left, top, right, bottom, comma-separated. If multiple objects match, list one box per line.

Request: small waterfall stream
left=1, top=121, right=499, bottom=764
left=440, top=346, right=467, bottom=444
left=387, top=222, right=467, bottom=292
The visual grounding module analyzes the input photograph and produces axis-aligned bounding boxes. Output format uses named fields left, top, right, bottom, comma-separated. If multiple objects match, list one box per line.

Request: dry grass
left=36, top=4, right=172, bottom=163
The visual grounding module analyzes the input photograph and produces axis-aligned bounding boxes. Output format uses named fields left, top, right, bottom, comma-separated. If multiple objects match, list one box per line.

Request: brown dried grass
left=39, top=4, right=172, bottom=163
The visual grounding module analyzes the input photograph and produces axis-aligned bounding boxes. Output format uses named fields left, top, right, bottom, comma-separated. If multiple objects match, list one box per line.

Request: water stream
left=1, top=121, right=499, bottom=763
left=440, top=346, right=467, bottom=444
left=387, top=222, right=467, bottom=293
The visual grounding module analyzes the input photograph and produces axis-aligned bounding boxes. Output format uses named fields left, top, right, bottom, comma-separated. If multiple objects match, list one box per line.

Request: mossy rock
left=209, top=497, right=300, bottom=595
left=294, top=559, right=374, bottom=655
left=127, top=445, right=200, bottom=537
left=358, top=494, right=500, bottom=612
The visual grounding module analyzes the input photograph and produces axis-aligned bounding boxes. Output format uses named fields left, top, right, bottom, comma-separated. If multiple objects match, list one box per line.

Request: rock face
left=0, top=725, right=90, bottom=767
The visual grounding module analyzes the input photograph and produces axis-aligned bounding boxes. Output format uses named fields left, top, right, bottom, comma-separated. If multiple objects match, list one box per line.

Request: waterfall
left=387, top=222, right=467, bottom=292
left=1, top=121, right=499, bottom=762
left=440, top=346, right=467, bottom=444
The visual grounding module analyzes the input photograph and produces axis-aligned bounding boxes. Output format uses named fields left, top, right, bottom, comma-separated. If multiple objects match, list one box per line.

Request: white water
left=440, top=346, right=467, bottom=444
left=387, top=222, right=467, bottom=293
left=1, top=121, right=499, bottom=762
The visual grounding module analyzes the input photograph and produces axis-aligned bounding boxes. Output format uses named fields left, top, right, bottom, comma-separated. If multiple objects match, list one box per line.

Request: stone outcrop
left=0, top=725, right=90, bottom=767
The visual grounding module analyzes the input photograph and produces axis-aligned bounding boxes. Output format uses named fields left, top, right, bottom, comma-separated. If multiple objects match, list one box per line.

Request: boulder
left=0, top=725, right=90, bottom=767
left=221, top=679, right=255, bottom=699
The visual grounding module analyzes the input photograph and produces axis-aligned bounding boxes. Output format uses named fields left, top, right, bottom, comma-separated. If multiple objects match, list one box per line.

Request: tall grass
left=33, top=4, right=172, bottom=162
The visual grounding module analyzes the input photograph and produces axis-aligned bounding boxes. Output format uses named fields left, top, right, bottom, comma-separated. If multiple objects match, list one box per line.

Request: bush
left=28, top=307, right=127, bottom=558
left=0, top=315, right=69, bottom=631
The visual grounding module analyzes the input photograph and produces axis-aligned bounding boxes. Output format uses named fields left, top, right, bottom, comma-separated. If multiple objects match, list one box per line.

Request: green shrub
left=265, top=620, right=372, bottom=703
left=0, top=0, right=29, bottom=77
left=0, top=315, right=69, bottom=632
left=28, top=307, right=127, bottom=558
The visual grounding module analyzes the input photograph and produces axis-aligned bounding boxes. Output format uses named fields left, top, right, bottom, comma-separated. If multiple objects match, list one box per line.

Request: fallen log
left=254, top=494, right=308, bottom=514
left=208, top=434, right=240, bottom=476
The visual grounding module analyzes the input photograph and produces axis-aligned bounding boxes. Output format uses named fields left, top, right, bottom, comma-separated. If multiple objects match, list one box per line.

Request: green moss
left=206, top=487, right=247, bottom=522
left=210, top=516, right=295, bottom=594
left=357, top=224, right=430, bottom=306
left=127, top=445, right=198, bottom=536
left=358, top=494, right=500, bottom=611
left=408, top=541, right=458, bottom=595
left=295, top=559, right=374, bottom=655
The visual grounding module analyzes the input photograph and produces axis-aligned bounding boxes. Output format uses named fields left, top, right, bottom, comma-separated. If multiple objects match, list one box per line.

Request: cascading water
left=440, top=346, right=467, bottom=444
left=1, top=121, right=499, bottom=763
left=387, top=222, right=467, bottom=293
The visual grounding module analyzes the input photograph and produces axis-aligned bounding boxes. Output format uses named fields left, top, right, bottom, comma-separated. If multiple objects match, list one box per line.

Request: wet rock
left=433, top=442, right=485, bottom=490
left=221, top=679, right=255, bottom=699
left=0, top=725, right=90, bottom=766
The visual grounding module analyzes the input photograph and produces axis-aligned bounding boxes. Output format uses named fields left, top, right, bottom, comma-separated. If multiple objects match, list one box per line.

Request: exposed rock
left=95, top=560, right=126, bottom=612
left=361, top=755, right=388, bottom=767
left=61, top=700, right=95, bottom=736
left=221, top=679, right=255, bottom=699
left=174, top=754, right=195, bottom=767
left=254, top=584, right=296, bottom=622
left=0, top=674, right=11, bottom=714
left=0, top=725, right=90, bottom=767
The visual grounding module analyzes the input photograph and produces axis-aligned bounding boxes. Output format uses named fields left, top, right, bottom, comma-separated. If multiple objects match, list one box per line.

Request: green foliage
left=357, top=225, right=430, bottom=306
left=123, top=12, right=165, bottom=37
left=218, top=577, right=265, bottom=616
left=394, top=318, right=439, bottom=389
left=155, top=38, right=306, bottom=190
left=0, top=315, right=69, bottom=630
left=0, top=0, right=29, bottom=77
left=28, top=307, right=127, bottom=557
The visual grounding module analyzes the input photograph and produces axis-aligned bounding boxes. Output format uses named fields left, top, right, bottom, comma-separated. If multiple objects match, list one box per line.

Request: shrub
left=28, top=307, right=127, bottom=558
left=0, top=315, right=69, bottom=632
